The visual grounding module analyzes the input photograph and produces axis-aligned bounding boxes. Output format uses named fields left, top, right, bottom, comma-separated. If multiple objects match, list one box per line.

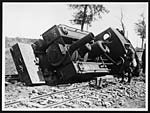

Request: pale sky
left=3, top=2, right=148, bottom=48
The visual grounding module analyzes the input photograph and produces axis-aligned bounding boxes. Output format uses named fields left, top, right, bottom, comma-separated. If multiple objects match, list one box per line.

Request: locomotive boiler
left=10, top=24, right=139, bottom=86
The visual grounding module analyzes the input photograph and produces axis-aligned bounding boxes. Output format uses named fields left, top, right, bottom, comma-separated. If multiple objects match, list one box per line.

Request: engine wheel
left=47, top=43, right=66, bottom=66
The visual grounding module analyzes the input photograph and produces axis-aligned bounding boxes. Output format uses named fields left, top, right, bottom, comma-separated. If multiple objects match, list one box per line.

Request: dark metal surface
left=10, top=24, right=138, bottom=86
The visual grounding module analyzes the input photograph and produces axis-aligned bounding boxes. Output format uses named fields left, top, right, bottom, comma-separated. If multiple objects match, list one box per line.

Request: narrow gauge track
left=5, top=84, right=89, bottom=108
left=42, top=93, right=91, bottom=108
left=5, top=74, right=19, bottom=81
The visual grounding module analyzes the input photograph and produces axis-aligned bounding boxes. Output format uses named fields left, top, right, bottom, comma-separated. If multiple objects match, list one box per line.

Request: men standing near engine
left=142, top=46, right=146, bottom=74
left=119, top=43, right=135, bottom=83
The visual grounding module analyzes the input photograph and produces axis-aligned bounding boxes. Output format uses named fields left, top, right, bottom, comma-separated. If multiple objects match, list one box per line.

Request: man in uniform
left=119, top=43, right=134, bottom=83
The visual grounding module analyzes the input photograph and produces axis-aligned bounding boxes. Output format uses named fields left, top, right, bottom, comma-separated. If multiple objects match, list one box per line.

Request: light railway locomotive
left=10, top=24, right=140, bottom=86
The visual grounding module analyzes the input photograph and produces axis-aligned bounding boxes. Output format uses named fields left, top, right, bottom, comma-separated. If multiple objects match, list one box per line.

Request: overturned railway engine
left=10, top=24, right=140, bottom=86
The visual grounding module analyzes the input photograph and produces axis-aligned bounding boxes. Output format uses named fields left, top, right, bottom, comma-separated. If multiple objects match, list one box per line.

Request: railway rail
left=5, top=76, right=117, bottom=108
left=5, top=84, right=89, bottom=108
left=5, top=74, right=19, bottom=82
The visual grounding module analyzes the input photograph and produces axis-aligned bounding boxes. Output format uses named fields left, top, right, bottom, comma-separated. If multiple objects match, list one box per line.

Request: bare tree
left=135, top=13, right=146, bottom=49
left=120, top=8, right=126, bottom=37
left=68, top=4, right=109, bottom=31
left=81, top=5, right=88, bottom=31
